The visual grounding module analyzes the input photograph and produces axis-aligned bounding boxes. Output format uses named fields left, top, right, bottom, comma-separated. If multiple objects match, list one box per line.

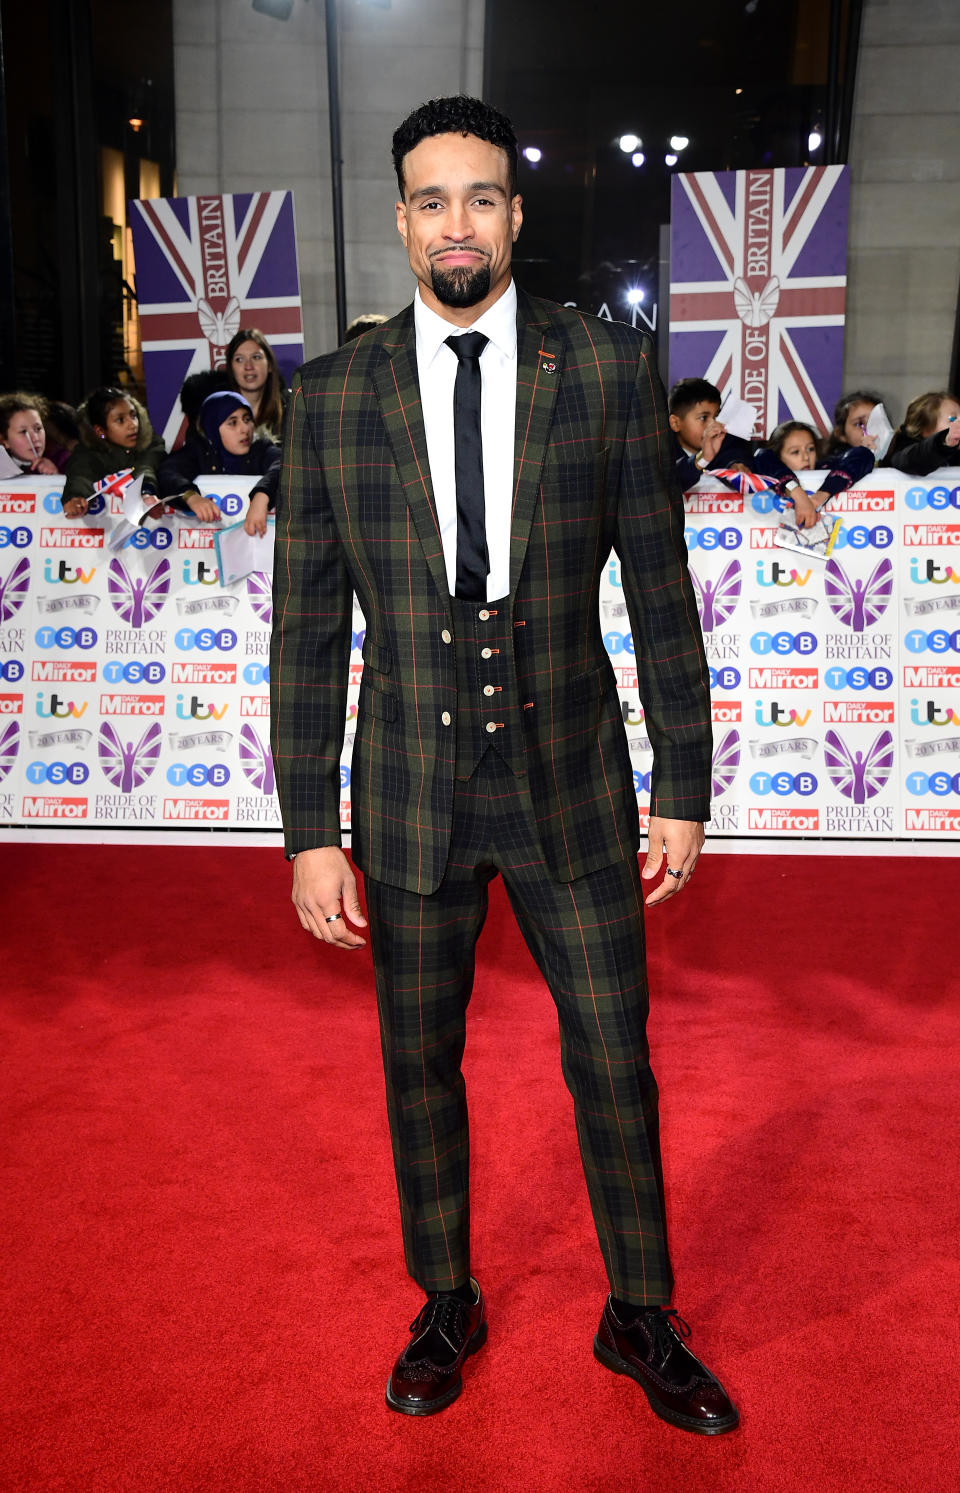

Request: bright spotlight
left=523, top=146, right=542, bottom=163
left=631, top=151, right=645, bottom=168
left=665, top=153, right=678, bottom=167
left=669, top=135, right=689, bottom=151
left=808, top=130, right=822, bottom=152
left=618, top=133, right=640, bottom=153
left=626, top=289, right=645, bottom=305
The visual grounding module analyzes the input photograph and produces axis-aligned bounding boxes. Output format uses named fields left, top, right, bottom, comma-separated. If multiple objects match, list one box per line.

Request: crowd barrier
left=0, top=470, right=958, bottom=844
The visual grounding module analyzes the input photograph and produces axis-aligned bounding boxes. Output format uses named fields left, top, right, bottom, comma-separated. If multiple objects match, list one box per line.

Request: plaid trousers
left=366, top=749, right=673, bottom=1306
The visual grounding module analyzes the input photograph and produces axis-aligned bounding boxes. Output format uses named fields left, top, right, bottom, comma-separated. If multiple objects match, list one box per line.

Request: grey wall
left=844, top=0, right=960, bottom=421
left=173, top=0, right=484, bottom=360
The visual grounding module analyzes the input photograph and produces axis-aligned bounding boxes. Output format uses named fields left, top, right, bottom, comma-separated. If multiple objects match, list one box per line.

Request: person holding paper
left=0, top=394, right=60, bottom=476
left=157, top=391, right=280, bottom=530
left=885, top=391, right=960, bottom=476
left=753, top=419, right=875, bottom=529
left=667, top=378, right=752, bottom=491
left=61, top=389, right=166, bottom=519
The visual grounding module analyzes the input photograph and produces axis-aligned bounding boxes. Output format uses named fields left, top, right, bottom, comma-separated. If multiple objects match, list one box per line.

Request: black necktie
left=445, top=331, right=489, bottom=601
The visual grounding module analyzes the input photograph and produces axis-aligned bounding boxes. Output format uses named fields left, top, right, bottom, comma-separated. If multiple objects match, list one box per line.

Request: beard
left=430, top=258, right=492, bottom=308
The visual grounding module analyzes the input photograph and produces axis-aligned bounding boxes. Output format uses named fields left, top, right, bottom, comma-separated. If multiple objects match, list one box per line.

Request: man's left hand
left=641, top=816, right=704, bottom=906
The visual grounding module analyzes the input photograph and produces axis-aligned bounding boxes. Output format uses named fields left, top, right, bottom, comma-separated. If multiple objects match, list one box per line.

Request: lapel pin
left=541, top=359, right=557, bottom=374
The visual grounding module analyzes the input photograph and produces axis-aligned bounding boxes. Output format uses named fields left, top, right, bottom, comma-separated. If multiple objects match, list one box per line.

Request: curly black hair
left=392, top=95, right=519, bottom=199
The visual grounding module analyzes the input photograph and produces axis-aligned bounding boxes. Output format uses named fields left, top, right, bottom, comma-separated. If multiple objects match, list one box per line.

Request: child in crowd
left=43, top=400, right=81, bottom=471
left=753, top=418, right=875, bottom=529
left=885, top=391, right=960, bottom=476
left=61, top=388, right=166, bottom=518
left=0, top=394, right=59, bottom=475
left=824, top=389, right=882, bottom=457
left=668, top=377, right=752, bottom=491
left=224, top=328, right=288, bottom=441
left=157, top=390, right=280, bottom=534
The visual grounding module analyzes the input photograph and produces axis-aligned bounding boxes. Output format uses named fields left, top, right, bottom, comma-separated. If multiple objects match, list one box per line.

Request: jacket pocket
left=361, top=637, right=393, bottom=675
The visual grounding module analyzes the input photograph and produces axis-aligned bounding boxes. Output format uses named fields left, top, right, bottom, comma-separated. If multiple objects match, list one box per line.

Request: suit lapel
left=509, top=294, right=563, bottom=597
left=371, top=309, right=452, bottom=617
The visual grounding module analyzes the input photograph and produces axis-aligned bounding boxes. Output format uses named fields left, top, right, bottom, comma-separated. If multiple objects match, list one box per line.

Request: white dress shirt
left=414, top=281, right=518, bottom=602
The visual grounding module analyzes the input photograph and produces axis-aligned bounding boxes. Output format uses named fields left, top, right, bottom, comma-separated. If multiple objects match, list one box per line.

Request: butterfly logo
left=733, top=276, right=780, bottom=328
left=823, top=729, right=894, bottom=804
left=690, top=559, right=741, bottom=633
left=0, top=557, right=30, bottom=624
left=107, top=557, right=171, bottom=628
left=197, top=295, right=241, bottom=347
left=0, top=719, right=20, bottom=783
left=711, top=728, right=740, bottom=798
left=824, top=557, right=892, bottom=632
left=246, top=571, right=273, bottom=626
left=98, top=721, right=162, bottom=793
left=239, top=723, right=275, bottom=795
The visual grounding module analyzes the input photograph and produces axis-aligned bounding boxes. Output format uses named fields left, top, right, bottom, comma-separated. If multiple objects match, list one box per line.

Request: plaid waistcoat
left=270, top=290, right=712, bottom=895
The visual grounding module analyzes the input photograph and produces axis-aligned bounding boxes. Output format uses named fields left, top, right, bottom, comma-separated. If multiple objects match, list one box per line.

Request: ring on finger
left=665, top=867, right=684, bottom=880
left=325, top=913, right=342, bottom=923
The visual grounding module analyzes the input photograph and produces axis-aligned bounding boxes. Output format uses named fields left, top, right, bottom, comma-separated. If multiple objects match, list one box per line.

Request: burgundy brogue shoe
left=594, top=1299, right=739, bottom=1435
left=386, top=1280, right=487, bottom=1416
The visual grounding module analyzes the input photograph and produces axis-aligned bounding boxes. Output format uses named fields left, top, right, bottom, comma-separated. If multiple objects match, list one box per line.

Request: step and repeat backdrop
left=0, top=471, right=958, bottom=842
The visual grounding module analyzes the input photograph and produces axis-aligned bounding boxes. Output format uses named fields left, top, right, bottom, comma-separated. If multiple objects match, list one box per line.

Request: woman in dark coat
left=157, top=391, right=280, bottom=531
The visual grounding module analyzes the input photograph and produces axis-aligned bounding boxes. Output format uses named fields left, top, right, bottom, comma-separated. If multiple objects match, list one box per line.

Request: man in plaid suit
left=271, top=96, right=737, bottom=1435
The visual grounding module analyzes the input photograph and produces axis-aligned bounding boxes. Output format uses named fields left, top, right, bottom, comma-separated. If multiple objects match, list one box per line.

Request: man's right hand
left=291, top=846, right=367, bottom=949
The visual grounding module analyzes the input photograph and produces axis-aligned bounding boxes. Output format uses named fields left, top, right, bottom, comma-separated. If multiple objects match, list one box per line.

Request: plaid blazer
left=270, top=289, right=712, bottom=895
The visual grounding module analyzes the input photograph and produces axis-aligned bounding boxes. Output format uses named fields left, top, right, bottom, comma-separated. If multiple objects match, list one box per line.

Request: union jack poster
left=669, top=166, right=849, bottom=437
left=129, top=191, right=305, bottom=447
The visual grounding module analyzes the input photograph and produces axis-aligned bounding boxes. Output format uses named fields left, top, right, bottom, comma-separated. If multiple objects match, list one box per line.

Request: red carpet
left=2, top=844, right=958, bottom=1492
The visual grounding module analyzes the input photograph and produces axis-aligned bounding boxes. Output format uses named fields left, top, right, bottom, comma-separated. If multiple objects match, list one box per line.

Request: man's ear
left=668, top=412, right=682, bottom=434
left=511, top=194, right=523, bottom=242
left=396, top=199, right=408, bottom=248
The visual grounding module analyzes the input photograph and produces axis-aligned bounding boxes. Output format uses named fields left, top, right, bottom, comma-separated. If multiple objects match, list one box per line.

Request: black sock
left=428, top=1282, right=476, bottom=1305
left=611, top=1296, right=664, bottom=1319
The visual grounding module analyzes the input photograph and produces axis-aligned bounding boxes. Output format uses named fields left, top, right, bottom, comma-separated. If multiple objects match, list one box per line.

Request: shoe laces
left=639, top=1307, right=691, bottom=1362
left=409, top=1294, right=463, bottom=1342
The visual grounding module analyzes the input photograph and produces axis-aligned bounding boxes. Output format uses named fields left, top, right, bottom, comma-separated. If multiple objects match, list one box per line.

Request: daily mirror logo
left=40, top=528, right=104, bottom=548
left=162, top=797, right=229, bottom=821
left=22, top=795, right=88, bottom=818
left=0, top=493, right=35, bottom=514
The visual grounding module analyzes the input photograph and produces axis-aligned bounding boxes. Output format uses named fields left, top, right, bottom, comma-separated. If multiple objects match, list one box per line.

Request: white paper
left=120, top=475, right=146, bottom=522
left=717, top=394, right=759, bottom=442
left=0, top=447, right=25, bottom=479
left=215, top=516, right=275, bottom=585
left=865, top=402, right=895, bottom=461
left=775, top=508, right=842, bottom=562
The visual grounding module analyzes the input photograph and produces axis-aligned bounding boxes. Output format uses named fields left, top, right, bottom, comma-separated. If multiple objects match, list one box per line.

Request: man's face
left=396, top=132, right=522, bottom=317
left=669, top=401, right=721, bottom=452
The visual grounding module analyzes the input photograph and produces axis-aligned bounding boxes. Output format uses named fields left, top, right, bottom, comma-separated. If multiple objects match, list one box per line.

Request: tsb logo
left=823, top=666, right=893, bottom=691
left=102, top=660, right=166, bottom=684
left=906, top=771, right=960, bottom=796
left=750, top=631, right=817, bottom=656
left=173, top=627, right=238, bottom=652
left=684, top=526, right=742, bottom=550
left=904, top=628, right=960, bottom=655
left=830, top=525, right=893, bottom=550
left=127, top=527, right=173, bottom=550
left=604, top=631, right=634, bottom=655
left=709, top=666, right=741, bottom=690
left=0, top=525, right=32, bottom=548
left=1, top=661, right=25, bottom=682
left=904, top=484, right=960, bottom=510
left=25, top=760, right=90, bottom=785
left=34, top=625, right=98, bottom=651
left=242, top=662, right=269, bottom=685
left=749, top=770, right=818, bottom=796
left=166, top=762, right=231, bottom=787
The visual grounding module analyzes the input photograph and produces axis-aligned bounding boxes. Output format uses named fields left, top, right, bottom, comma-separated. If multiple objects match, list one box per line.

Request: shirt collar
left=414, top=280, right=518, bottom=366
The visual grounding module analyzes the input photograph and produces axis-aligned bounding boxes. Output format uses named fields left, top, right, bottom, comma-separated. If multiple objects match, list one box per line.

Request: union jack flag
left=129, top=191, right=304, bottom=448
left=669, top=167, right=849, bottom=438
